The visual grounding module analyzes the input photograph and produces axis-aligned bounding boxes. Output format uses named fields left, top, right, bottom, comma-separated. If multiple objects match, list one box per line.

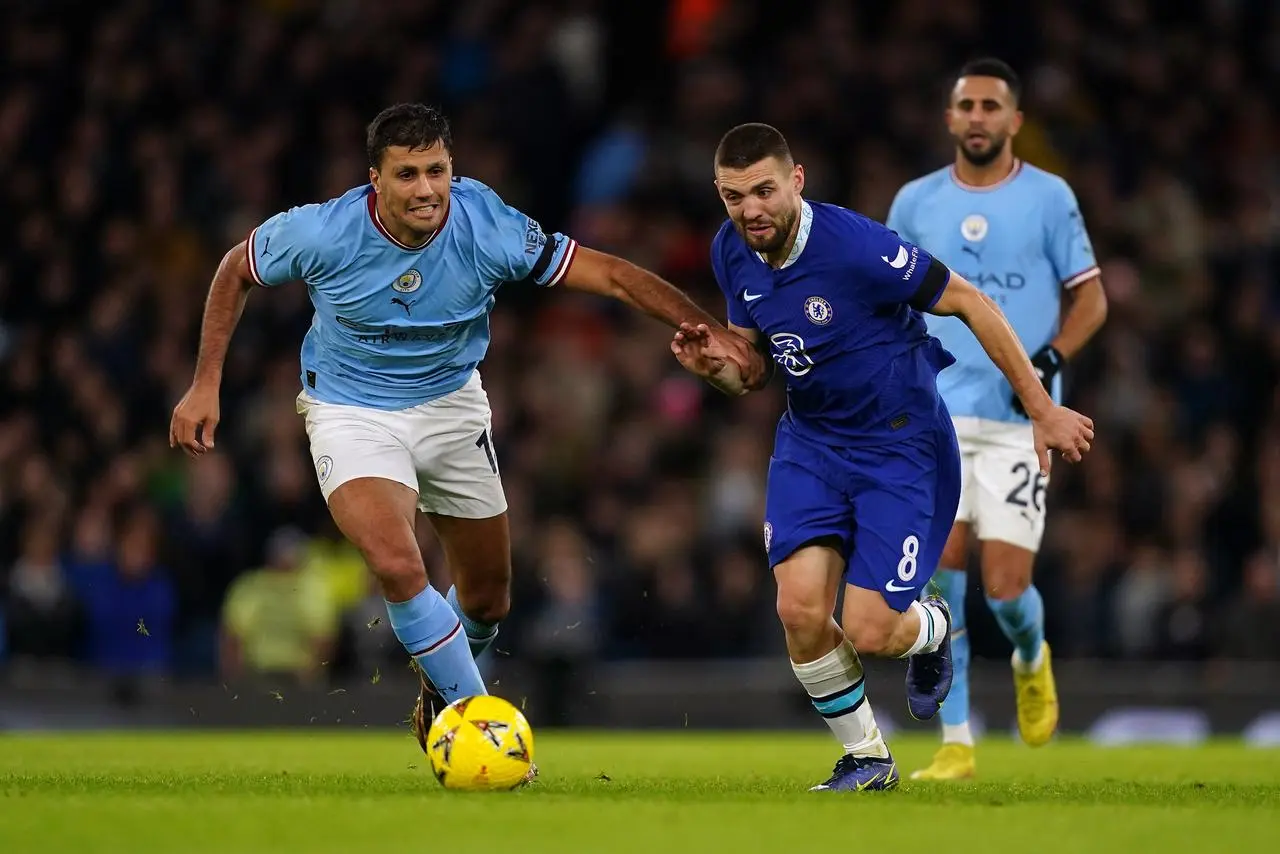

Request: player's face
left=370, top=142, right=453, bottom=236
left=715, top=157, right=805, bottom=254
left=946, top=76, right=1023, bottom=167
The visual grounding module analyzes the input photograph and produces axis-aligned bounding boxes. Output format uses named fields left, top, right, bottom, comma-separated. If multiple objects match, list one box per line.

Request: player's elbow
left=224, top=241, right=257, bottom=290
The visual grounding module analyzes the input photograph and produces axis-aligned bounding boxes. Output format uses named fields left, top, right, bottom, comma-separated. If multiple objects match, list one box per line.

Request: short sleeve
left=1045, top=180, right=1100, bottom=289
left=476, top=187, right=578, bottom=287
left=854, top=216, right=950, bottom=311
left=246, top=205, right=326, bottom=287
left=711, top=228, right=755, bottom=329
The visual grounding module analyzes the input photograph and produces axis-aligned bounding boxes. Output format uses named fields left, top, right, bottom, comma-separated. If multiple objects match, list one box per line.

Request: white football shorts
left=951, top=416, right=1047, bottom=553
left=296, top=370, right=507, bottom=518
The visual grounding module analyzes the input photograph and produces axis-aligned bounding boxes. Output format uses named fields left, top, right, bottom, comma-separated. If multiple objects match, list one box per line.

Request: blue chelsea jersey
left=887, top=161, right=1099, bottom=423
left=712, top=200, right=956, bottom=447
left=247, top=177, right=578, bottom=409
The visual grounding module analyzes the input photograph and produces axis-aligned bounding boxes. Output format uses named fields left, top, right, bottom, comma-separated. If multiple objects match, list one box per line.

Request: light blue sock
left=986, top=585, right=1045, bottom=665
left=445, top=585, right=500, bottom=659
left=385, top=585, right=486, bottom=704
left=934, top=569, right=970, bottom=728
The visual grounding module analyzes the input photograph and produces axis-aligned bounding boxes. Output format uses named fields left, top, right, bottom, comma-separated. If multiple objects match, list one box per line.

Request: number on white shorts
left=897, top=534, right=920, bottom=582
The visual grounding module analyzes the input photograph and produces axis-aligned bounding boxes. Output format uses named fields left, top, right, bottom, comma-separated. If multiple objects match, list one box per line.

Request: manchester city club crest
left=392, top=269, right=423, bottom=293
left=961, top=214, right=989, bottom=242
left=316, top=455, right=333, bottom=485
left=804, top=296, right=833, bottom=326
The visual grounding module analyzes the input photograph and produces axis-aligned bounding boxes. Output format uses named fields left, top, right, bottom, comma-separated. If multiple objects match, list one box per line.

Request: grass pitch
left=1, top=730, right=1276, bottom=853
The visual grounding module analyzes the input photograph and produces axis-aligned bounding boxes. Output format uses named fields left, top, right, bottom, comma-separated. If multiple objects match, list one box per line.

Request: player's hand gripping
left=1030, top=405, right=1094, bottom=475
left=670, top=323, right=765, bottom=394
left=169, top=381, right=221, bottom=457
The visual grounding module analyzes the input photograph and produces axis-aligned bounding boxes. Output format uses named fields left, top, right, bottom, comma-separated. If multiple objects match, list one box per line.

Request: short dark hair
left=366, top=103, right=453, bottom=168
left=955, top=57, right=1022, bottom=104
left=715, top=123, right=793, bottom=170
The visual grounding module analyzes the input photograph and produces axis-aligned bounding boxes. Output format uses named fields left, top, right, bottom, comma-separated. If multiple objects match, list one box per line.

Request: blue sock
left=934, top=569, right=970, bottom=728
left=986, top=585, right=1045, bottom=665
left=445, top=585, right=500, bottom=659
left=385, top=586, right=485, bottom=704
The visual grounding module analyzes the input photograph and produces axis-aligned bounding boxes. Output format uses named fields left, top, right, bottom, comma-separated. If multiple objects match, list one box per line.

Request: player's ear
left=793, top=164, right=805, bottom=195
left=369, top=166, right=380, bottom=192
left=1010, top=109, right=1024, bottom=137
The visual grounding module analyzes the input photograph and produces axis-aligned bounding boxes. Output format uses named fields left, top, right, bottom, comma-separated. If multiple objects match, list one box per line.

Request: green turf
left=1, top=730, right=1276, bottom=853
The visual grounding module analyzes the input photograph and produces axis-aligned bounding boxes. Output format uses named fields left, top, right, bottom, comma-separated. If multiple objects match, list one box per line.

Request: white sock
left=900, top=600, right=947, bottom=658
left=1013, top=643, right=1045, bottom=673
left=942, top=722, right=974, bottom=746
left=792, top=636, right=888, bottom=759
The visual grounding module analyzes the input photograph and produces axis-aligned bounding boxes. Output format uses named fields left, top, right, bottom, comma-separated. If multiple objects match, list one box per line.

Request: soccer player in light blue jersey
left=886, top=59, right=1109, bottom=780
left=169, top=104, right=765, bottom=771
left=671, top=123, right=1094, bottom=792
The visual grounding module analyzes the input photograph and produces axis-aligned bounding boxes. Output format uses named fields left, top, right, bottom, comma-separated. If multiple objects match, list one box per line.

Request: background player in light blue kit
left=887, top=59, right=1109, bottom=780
left=169, top=104, right=765, bottom=770
left=672, top=123, right=1095, bottom=792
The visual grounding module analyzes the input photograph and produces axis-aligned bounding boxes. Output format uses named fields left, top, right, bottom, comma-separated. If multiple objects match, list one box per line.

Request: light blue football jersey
left=886, top=161, right=1099, bottom=423
left=247, top=177, right=577, bottom=409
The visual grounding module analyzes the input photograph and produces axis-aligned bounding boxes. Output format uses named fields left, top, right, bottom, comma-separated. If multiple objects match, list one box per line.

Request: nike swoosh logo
left=885, top=579, right=915, bottom=592
left=882, top=245, right=909, bottom=269
left=744, top=291, right=764, bottom=302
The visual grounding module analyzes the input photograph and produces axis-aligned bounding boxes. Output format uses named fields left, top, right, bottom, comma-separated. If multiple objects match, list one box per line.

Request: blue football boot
left=905, top=593, right=953, bottom=721
left=809, top=752, right=900, bottom=792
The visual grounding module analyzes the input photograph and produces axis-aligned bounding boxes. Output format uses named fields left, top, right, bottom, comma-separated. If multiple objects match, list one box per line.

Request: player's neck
left=762, top=205, right=804, bottom=269
left=953, top=152, right=1017, bottom=188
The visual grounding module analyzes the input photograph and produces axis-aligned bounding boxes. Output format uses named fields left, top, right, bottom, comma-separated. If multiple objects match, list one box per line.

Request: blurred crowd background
left=1, top=0, right=1278, bottom=689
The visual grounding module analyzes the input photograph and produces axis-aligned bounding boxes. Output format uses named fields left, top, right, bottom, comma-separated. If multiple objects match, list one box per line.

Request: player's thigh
left=427, top=511, right=512, bottom=622
left=409, top=372, right=509, bottom=519
left=765, top=457, right=853, bottom=627
left=326, top=476, right=422, bottom=590
left=845, top=419, right=961, bottom=613
left=971, top=442, right=1047, bottom=557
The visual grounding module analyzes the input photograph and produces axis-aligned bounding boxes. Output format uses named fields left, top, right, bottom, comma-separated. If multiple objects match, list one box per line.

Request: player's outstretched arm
left=560, top=246, right=767, bottom=386
left=169, top=241, right=256, bottom=457
left=929, top=272, right=1094, bottom=472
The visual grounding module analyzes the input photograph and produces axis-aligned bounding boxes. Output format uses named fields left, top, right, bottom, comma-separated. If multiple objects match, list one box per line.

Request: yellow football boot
left=1014, top=641, right=1059, bottom=747
left=909, top=743, right=975, bottom=781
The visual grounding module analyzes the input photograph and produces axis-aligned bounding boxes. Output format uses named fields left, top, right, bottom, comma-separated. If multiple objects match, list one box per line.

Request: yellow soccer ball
left=425, top=695, right=535, bottom=791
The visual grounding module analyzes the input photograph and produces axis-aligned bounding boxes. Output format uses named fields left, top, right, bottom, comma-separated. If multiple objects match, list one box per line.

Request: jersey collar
left=949, top=158, right=1023, bottom=192
left=757, top=199, right=813, bottom=270
left=366, top=187, right=449, bottom=252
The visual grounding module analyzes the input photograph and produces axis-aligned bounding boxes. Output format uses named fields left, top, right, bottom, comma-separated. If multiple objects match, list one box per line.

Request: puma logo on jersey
left=391, top=297, right=417, bottom=316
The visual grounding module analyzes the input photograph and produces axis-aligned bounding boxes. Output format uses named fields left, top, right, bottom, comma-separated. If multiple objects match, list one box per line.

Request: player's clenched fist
left=169, top=382, right=221, bottom=457
left=1030, top=405, right=1093, bottom=474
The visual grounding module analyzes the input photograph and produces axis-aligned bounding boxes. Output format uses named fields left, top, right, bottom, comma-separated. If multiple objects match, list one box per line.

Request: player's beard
left=739, top=205, right=797, bottom=254
left=957, top=132, right=1008, bottom=167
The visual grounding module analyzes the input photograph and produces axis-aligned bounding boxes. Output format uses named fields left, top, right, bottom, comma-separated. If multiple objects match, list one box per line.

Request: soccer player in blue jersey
left=886, top=59, right=1108, bottom=781
left=169, top=104, right=764, bottom=767
left=671, top=123, right=1094, bottom=792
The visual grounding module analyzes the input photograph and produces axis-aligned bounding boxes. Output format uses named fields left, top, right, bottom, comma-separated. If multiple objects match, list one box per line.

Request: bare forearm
left=194, top=244, right=255, bottom=386
left=961, top=292, right=1053, bottom=419
left=1051, top=279, right=1107, bottom=359
left=609, top=259, right=721, bottom=329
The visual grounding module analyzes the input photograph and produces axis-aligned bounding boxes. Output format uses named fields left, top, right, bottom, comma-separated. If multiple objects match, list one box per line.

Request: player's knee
left=982, top=562, right=1032, bottom=600
left=775, top=589, right=829, bottom=638
left=363, top=546, right=427, bottom=595
left=458, top=580, right=510, bottom=625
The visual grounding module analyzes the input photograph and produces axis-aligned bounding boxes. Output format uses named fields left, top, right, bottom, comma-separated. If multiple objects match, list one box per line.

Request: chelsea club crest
left=392, top=269, right=423, bottom=294
left=804, top=296, right=833, bottom=326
